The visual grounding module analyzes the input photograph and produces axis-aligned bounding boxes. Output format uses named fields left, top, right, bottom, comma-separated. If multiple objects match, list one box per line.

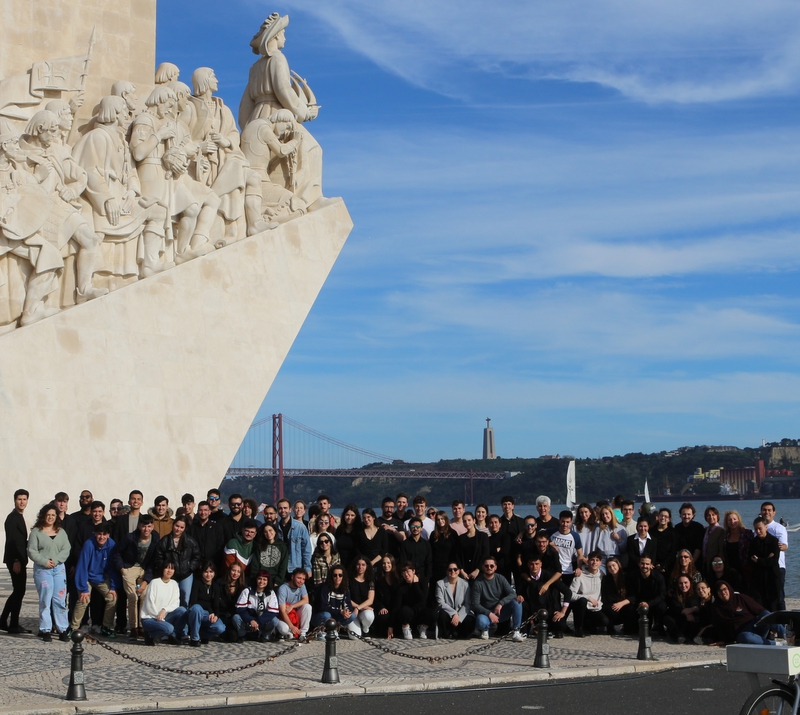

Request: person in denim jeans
left=140, top=561, right=188, bottom=645
left=27, top=504, right=71, bottom=642
left=470, top=556, right=524, bottom=642
left=187, top=561, right=226, bottom=645
left=313, top=566, right=360, bottom=638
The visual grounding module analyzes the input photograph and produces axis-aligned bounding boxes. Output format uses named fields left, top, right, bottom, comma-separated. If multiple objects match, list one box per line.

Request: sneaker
left=189, top=639, right=201, bottom=647
left=38, top=631, right=52, bottom=643
left=362, top=628, right=370, bottom=636
left=511, top=630, right=524, bottom=642
left=417, top=625, right=428, bottom=640
left=316, top=631, right=326, bottom=641
left=480, top=630, right=489, bottom=640
left=100, top=626, right=116, bottom=638
left=59, top=629, right=72, bottom=642
left=693, top=635, right=704, bottom=646
left=402, top=625, right=413, bottom=640
left=167, top=634, right=180, bottom=646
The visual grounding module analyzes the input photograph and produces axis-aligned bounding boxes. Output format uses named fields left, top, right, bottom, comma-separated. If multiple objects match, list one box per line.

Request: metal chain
left=84, top=632, right=301, bottom=679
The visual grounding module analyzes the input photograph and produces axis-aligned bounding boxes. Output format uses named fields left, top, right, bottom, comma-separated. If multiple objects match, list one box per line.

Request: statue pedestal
left=0, top=199, right=351, bottom=511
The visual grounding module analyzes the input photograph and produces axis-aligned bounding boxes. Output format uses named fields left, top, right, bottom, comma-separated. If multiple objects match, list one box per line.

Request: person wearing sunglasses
left=399, top=518, right=432, bottom=589
left=206, top=489, right=226, bottom=523
left=435, top=561, right=475, bottom=639
left=471, top=556, right=524, bottom=642
left=311, top=535, right=340, bottom=589
left=313, top=566, right=360, bottom=639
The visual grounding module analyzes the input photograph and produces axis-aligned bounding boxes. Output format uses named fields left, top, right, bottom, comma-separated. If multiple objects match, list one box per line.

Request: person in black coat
left=487, top=515, right=512, bottom=582
left=188, top=501, right=225, bottom=567
left=626, top=555, right=667, bottom=630
left=457, top=513, right=490, bottom=582
left=625, top=518, right=657, bottom=573
left=393, top=562, right=436, bottom=639
left=673, top=503, right=705, bottom=565
left=748, top=517, right=781, bottom=612
left=153, top=517, right=201, bottom=607
left=187, top=561, right=227, bottom=645
left=399, top=518, right=432, bottom=588
left=1, top=489, right=30, bottom=633
left=523, top=555, right=570, bottom=637
left=652, top=509, right=677, bottom=578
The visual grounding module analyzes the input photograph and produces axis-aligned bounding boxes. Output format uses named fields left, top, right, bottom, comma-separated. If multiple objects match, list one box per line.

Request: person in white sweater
left=141, top=561, right=187, bottom=645
left=560, top=550, right=609, bottom=637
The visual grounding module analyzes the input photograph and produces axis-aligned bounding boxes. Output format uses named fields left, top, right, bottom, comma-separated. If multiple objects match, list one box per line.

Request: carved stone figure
left=154, top=62, right=180, bottom=89
left=72, top=96, right=158, bottom=290
left=0, top=120, right=65, bottom=330
left=20, top=110, right=107, bottom=305
left=241, top=109, right=306, bottom=224
left=129, top=87, right=218, bottom=275
left=110, top=80, right=139, bottom=133
left=239, top=13, right=323, bottom=207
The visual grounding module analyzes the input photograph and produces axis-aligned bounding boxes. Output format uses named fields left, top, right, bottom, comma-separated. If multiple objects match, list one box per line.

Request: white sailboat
left=643, top=479, right=651, bottom=504
left=566, top=460, right=577, bottom=510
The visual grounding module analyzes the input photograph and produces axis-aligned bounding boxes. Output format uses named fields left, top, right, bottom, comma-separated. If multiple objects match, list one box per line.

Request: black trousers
left=1, top=566, right=26, bottom=627
left=437, top=609, right=476, bottom=639
left=396, top=604, right=437, bottom=630
left=571, top=598, right=609, bottom=634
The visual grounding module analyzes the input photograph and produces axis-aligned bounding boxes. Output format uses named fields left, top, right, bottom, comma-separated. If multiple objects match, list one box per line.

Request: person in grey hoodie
left=561, top=550, right=608, bottom=637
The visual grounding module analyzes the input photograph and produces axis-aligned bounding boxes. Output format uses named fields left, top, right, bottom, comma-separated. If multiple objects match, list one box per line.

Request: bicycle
left=729, top=611, right=800, bottom=715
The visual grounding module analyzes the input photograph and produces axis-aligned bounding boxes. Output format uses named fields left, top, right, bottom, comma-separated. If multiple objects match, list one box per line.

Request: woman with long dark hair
left=313, top=565, right=360, bottom=638
left=251, top=522, right=288, bottom=588
left=373, top=553, right=399, bottom=638
left=311, top=534, right=340, bottom=589
left=355, top=508, right=387, bottom=567
left=27, top=503, right=71, bottom=642
left=601, top=556, right=633, bottom=634
left=218, top=561, right=246, bottom=642
left=430, top=511, right=459, bottom=588
left=349, top=556, right=375, bottom=636
left=335, top=504, right=362, bottom=569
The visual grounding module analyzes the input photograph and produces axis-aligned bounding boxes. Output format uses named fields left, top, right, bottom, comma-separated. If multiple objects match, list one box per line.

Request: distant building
left=482, top=418, right=496, bottom=460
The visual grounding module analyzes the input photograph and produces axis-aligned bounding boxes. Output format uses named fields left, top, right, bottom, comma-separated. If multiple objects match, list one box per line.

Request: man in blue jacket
left=276, top=499, right=311, bottom=578
left=70, top=523, right=120, bottom=637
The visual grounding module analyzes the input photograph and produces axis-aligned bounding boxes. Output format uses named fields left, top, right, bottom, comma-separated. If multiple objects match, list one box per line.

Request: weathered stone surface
left=0, top=199, right=351, bottom=512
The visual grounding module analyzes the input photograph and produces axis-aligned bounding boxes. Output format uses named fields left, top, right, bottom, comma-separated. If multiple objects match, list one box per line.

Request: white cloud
left=282, top=0, right=800, bottom=103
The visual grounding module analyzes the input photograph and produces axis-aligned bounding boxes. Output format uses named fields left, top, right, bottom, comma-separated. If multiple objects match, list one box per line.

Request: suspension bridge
left=226, top=414, right=508, bottom=503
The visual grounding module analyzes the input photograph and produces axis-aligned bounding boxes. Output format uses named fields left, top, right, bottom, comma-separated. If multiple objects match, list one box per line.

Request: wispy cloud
left=283, top=0, right=800, bottom=103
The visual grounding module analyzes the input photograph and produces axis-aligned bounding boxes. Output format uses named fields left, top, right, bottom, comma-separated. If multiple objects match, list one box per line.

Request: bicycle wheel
left=740, top=686, right=796, bottom=715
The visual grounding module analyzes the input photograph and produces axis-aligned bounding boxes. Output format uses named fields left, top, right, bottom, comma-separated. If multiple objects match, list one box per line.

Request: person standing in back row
left=761, top=502, right=788, bottom=610
left=1, top=489, right=30, bottom=634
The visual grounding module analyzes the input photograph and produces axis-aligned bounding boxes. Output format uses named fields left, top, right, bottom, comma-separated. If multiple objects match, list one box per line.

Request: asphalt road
left=147, top=665, right=757, bottom=715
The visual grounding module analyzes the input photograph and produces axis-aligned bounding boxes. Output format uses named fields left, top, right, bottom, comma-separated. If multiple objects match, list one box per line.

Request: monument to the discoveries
left=0, top=2, right=352, bottom=517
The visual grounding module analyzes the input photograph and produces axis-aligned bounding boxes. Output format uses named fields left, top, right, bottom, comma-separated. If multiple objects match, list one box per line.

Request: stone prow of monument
left=0, top=4, right=352, bottom=544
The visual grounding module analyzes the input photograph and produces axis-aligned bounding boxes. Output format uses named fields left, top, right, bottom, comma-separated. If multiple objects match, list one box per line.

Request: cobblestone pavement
left=0, top=571, right=761, bottom=714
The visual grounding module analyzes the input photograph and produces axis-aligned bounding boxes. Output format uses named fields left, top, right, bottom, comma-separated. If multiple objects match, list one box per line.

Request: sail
left=566, top=460, right=577, bottom=510
left=643, top=479, right=651, bottom=504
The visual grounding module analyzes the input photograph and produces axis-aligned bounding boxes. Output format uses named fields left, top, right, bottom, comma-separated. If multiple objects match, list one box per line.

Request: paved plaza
left=0, top=571, right=741, bottom=715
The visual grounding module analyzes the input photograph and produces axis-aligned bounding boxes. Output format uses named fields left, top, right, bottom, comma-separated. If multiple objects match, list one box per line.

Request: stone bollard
left=65, top=630, right=87, bottom=701
left=533, top=609, right=550, bottom=669
left=637, top=604, right=654, bottom=661
left=321, top=618, right=340, bottom=684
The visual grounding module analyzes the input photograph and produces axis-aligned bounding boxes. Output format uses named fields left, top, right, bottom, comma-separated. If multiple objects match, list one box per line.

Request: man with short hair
left=207, top=489, right=226, bottom=522
left=276, top=498, right=312, bottom=578
left=549, top=511, right=583, bottom=587
left=561, top=550, right=607, bottom=637
left=113, top=513, right=158, bottom=640
left=449, top=500, right=467, bottom=536
left=377, top=496, right=406, bottom=555
left=399, top=517, right=432, bottom=587
left=113, top=490, right=144, bottom=544
left=262, top=504, right=278, bottom=526
left=71, top=523, right=119, bottom=637
left=309, top=494, right=337, bottom=531
left=619, top=500, right=637, bottom=537
left=673, top=503, right=704, bottom=564
left=499, top=496, right=525, bottom=539
left=223, top=519, right=258, bottom=576
left=471, top=557, right=524, bottom=642
left=149, top=496, right=174, bottom=538
left=181, top=494, right=196, bottom=524
left=1, top=489, right=30, bottom=633
left=90, top=501, right=107, bottom=526
left=626, top=555, right=667, bottom=629
left=395, top=493, right=413, bottom=522
left=521, top=554, right=569, bottom=637
left=72, top=490, right=94, bottom=525
left=535, top=496, right=558, bottom=532
left=276, top=568, right=312, bottom=640
left=109, top=499, right=125, bottom=522
left=225, top=494, right=245, bottom=540
left=405, top=495, right=435, bottom=539
left=625, top=517, right=656, bottom=572
left=189, top=501, right=224, bottom=566
left=761, top=502, right=788, bottom=610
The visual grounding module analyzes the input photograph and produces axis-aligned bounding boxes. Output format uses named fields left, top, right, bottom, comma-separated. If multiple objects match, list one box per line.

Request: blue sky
left=159, top=1, right=800, bottom=463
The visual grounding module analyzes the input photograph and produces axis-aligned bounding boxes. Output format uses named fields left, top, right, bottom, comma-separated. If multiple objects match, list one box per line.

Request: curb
left=0, top=657, right=726, bottom=715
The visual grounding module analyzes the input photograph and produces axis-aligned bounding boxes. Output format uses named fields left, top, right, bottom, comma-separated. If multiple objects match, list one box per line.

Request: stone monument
left=0, top=5, right=352, bottom=527
left=483, top=418, right=496, bottom=460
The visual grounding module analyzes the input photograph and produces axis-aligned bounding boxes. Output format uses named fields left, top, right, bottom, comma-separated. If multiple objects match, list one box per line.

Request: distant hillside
left=220, top=441, right=798, bottom=509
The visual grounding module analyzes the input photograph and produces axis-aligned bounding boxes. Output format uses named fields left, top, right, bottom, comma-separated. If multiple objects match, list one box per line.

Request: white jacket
left=569, top=569, right=603, bottom=611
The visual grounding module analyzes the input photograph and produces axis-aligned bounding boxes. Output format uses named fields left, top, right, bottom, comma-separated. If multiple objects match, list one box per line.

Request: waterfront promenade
left=0, top=572, right=749, bottom=715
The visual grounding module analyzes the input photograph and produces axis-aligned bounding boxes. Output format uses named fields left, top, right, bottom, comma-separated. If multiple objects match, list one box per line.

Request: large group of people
left=0, top=489, right=790, bottom=649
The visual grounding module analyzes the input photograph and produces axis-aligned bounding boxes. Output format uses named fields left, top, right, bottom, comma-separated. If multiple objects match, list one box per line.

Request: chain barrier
left=353, top=615, right=535, bottom=664
left=82, top=626, right=323, bottom=679
left=82, top=616, right=533, bottom=675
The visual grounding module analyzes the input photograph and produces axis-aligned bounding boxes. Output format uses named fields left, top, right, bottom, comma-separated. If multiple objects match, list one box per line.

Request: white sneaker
left=511, top=630, right=524, bottom=642
left=418, top=625, right=428, bottom=640
left=480, top=630, right=489, bottom=640
left=362, top=628, right=370, bottom=636
left=402, top=625, right=413, bottom=640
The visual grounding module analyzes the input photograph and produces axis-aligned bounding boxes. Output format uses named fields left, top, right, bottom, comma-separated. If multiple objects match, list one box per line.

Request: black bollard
left=65, top=630, right=87, bottom=701
left=321, top=618, right=340, bottom=684
left=637, top=604, right=654, bottom=661
left=533, top=609, right=550, bottom=669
